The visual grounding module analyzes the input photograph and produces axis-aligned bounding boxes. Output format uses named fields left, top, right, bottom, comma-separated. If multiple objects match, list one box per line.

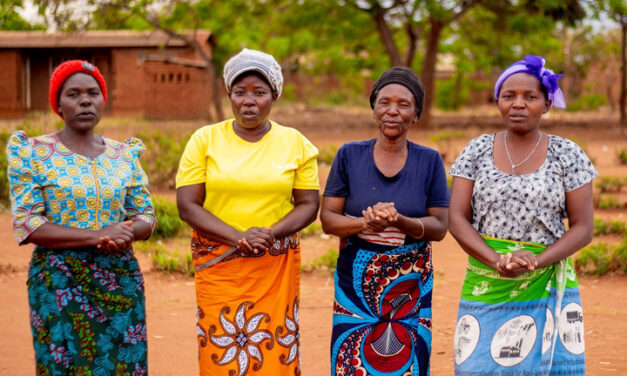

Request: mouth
left=241, top=111, right=258, bottom=119
left=77, top=112, right=95, bottom=120
left=508, top=114, right=527, bottom=121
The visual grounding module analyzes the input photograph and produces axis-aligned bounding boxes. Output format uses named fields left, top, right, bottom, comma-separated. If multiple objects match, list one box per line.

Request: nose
left=512, top=95, right=525, bottom=108
left=79, top=93, right=93, bottom=106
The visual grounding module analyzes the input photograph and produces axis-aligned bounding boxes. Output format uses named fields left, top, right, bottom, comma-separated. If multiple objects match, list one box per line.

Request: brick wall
left=110, top=49, right=145, bottom=115
left=143, top=61, right=212, bottom=119
left=0, top=50, right=23, bottom=117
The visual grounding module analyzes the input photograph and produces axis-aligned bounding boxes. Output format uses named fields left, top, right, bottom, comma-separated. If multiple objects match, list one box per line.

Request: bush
left=595, top=176, right=627, bottom=193
left=300, top=222, right=322, bottom=237
left=302, top=248, right=338, bottom=272
left=134, top=239, right=194, bottom=277
left=0, top=131, right=10, bottom=210
left=593, top=217, right=627, bottom=237
left=616, top=147, right=627, bottom=165
left=566, top=94, right=607, bottom=112
left=151, top=195, right=187, bottom=239
left=317, top=144, right=338, bottom=165
left=596, top=195, right=623, bottom=209
left=574, top=243, right=612, bottom=275
left=138, top=130, right=190, bottom=190
left=429, top=130, right=466, bottom=163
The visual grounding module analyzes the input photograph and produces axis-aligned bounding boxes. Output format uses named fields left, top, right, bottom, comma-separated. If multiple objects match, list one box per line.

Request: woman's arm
left=26, top=221, right=134, bottom=250
left=535, top=183, right=594, bottom=268
left=449, top=176, right=502, bottom=269
left=271, top=189, right=320, bottom=238
left=394, top=207, right=448, bottom=241
left=320, top=196, right=366, bottom=238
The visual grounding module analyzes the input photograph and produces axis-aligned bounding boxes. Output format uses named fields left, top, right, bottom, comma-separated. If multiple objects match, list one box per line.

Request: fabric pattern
left=7, top=131, right=155, bottom=375
left=192, top=232, right=302, bottom=376
left=454, top=237, right=584, bottom=375
left=449, top=133, right=598, bottom=245
left=7, top=131, right=156, bottom=244
left=331, top=237, right=433, bottom=376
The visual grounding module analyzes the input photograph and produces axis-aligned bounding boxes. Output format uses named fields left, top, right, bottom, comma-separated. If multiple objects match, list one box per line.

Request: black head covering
left=369, top=66, right=425, bottom=118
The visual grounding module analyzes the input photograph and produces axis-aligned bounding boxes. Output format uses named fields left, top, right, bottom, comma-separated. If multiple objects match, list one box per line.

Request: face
left=497, top=73, right=550, bottom=133
left=373, top=83, right=417, bottom=139
left=229, top=73, right=277, bottom=129
left=57, top=72, right=104, bottom=132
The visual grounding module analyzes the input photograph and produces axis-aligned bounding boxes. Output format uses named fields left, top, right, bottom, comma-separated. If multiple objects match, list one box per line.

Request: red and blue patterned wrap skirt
left=331, top=236, right=433, bottom=376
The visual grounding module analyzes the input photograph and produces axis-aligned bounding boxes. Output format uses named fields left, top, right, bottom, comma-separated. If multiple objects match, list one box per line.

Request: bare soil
left=1, top=111, right=626, bottom=375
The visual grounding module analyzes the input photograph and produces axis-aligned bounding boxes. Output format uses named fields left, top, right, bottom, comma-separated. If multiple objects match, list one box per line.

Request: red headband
left=49, top=60, right=107, bottom=118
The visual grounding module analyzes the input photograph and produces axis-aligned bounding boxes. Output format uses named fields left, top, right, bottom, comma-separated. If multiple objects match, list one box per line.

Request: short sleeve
left=123, top=137, right=156, bottom=229
left=6, top=131, right=48, bottom=244
left=175, top=129, right=207, bottom=188
left=557, top=138, right=599, bottom=192
left=293, top=134, right=320, bottom=190
left=449, top=134, right=492, bottom=180
left=323, top=144, right=350, bottom=197
left=426, top=152, right=450, bottom=207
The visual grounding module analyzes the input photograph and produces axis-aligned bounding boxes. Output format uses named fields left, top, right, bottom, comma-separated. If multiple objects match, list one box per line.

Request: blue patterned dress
left=7, top=131, right=156, bottom=376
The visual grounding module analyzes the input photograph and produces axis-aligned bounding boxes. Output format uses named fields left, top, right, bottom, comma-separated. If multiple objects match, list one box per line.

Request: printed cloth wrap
left=331, top=236, right=433, bottom=376
left=191, top=231, right=302, bottom=376
left=454, top=237, right=585, bottom=375
left=28, top=246, right=147, bottom=376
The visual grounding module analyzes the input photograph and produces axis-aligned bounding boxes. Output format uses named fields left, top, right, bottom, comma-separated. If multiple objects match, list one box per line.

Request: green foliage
left=134, top=239, right=194, bottom=277
left=137, top=130, right=189, bottom=190
left=0, top=131, right=9, bottom=210
left=595, top=176, right=627, bottom=193
left=0, top=0, right=43, bottom=30
left=593, top=217, right=627, bottom=237
left=300, top=222, right=322, bottom=238
left=317, top=144, right=338, bottom=165
left=596, top=195, right=623, bottom=210
left=429, top=130, right=466, bottom=163
left=575, top=240, right=627, bottom=276
left=565, top=94, right=608, bottom=112
left=151, top=195, right=186, bottom=239
left=615, top=147, right=627, bottom=165
left=302, top=248, right=338, bottom=272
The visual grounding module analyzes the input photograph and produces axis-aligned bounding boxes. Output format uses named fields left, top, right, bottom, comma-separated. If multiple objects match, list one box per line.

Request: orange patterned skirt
left=191, top=231, right=301, bottom=376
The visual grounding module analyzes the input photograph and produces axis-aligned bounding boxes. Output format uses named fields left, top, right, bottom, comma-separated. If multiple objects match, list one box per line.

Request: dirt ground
left=1, top=111, right=626, bottom=375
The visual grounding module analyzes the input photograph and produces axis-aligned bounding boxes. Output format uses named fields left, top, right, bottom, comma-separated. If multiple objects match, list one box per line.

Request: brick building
left=0, top=30, right=214, bottom=119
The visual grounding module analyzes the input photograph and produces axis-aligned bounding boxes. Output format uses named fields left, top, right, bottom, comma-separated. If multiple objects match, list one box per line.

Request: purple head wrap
left=494, top=55, right=566, bottom=109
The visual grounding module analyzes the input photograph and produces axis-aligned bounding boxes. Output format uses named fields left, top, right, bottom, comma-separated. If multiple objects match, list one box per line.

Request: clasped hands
left=236, top=227, right=275, bottom=255
left=362, top=202, right=398, bottom=232
left=495, top=250, right=538, bottom=278
left=96, top=220, right=134, bottom=255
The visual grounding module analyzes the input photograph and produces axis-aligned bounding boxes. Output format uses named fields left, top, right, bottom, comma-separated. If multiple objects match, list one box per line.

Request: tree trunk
left=208, top=60, right=225, bottom=121
left=373, top=8, right=403, bottom=66
left=419, top=20, right=443, bottom=128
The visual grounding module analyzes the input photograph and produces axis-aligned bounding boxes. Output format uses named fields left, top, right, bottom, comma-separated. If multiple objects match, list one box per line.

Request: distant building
left=0, top=30, right=214, bottom=119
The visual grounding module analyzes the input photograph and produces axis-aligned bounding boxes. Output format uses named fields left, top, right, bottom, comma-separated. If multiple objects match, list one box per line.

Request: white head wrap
left=223, top=48, right=283, bottom=98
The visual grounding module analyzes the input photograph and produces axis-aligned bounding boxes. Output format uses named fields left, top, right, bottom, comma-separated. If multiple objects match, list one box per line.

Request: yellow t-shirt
left=176, top=119, right=319, bottom=232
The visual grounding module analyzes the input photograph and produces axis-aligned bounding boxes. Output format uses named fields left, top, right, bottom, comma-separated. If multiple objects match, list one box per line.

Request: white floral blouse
left=449, top=133, right=598, bottom=245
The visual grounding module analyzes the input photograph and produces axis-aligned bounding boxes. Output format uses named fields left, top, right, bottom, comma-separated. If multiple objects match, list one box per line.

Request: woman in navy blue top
left=320, top=67, right=449, bottom=376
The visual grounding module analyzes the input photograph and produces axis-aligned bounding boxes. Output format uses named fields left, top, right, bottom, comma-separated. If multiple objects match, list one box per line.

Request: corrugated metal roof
left=0, top=30, right=211, bottom=48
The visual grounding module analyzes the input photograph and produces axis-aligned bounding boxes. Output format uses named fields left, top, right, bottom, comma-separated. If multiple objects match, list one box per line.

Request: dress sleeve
left=557, top=138, right=599, bottom=192
left=323, top=144, right=350, bottom=197
left=449, top=134, right=490, bottom=180
left=175, top=129, right=207, bottom=188
left=6, top=131, right=48, bottom=244
left=293, top=134, right=320, bottom=190
left=124, top=138, right=156, bottom=230
left=426, top=151, right=450, bottom=207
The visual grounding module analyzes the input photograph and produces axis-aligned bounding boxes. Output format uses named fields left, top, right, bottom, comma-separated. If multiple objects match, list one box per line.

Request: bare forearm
left=26, top=223, right=99, bottom=249
left=320, top=210, right=366, bottom=238
left=536, top=223, right=593, bottom=268
left=130, top=219, right=152, bottom=241
left=449, top=215, right=500, bottom=269
left=395, top=214, right=447, bottom=241
left=272, top=202, right=319, bottom=238
left=178, top=203, right=240, bottom=246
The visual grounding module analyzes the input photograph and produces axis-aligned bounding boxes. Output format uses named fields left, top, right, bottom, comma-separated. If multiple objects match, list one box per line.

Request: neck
left=57, top=127, right=96, bottom=145
left=505, top=128, right=541, bottom=145
left=375, top=134, right=406, bottom=153
left=233, top=120, right=271, bottom=141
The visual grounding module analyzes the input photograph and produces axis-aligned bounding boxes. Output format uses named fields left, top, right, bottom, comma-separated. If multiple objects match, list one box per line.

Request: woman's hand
left=96, top=221, right=134, bottom=254
left=362, top=202, right=397, bottom=232
left=495, top=251, right=538, bottom=278
left=236, top=227, right=275, bottom=255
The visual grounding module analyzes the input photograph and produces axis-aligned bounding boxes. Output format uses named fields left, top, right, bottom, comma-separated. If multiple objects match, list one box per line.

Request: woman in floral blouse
left=7, top=60, right=155, bottom=375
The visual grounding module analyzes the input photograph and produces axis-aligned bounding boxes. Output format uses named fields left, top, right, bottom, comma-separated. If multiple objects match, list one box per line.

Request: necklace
left=504, top=131, right=542, bottom=175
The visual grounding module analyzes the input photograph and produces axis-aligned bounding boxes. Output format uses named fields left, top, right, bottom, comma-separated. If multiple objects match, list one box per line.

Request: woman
left=449, top=55, right=596, bottom=375
left=320, top=66, right=450, bottom=376
left=7, top=60, right=156, bottom=374
left=176, top=48, right=320, bottom=376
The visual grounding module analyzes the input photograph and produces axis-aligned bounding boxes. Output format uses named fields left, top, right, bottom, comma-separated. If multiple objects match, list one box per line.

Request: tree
left=0, top=0, right=43, bottom=30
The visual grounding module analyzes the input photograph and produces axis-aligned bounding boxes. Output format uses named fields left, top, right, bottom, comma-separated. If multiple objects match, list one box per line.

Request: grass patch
left=152, top=195, right=187, bottom=239
left=134, top=239, right=194, bottom=277
left=575, top=240, right=627, bottom=276
left=300, top=222, right=322, bottom=237
left=593, top=217, right=627, bottom=237
left=596, top=195, right=623, bottom=209
left=616, top=146, right=627, bottom=165
left=301, top=248, right=338, bottom=272
left=317, top=144, right=338, bottom=165
left=595, top=176, right=627, bottom=193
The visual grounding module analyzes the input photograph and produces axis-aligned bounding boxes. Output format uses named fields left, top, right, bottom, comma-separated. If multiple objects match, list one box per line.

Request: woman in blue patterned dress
left=6, top=60, right=156, bottom=375
left=320, top=67, right=450, bottom=376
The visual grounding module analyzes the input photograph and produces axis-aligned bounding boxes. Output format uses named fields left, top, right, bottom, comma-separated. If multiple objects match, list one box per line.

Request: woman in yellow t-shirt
left=176, top=48, right=320, bottom=376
